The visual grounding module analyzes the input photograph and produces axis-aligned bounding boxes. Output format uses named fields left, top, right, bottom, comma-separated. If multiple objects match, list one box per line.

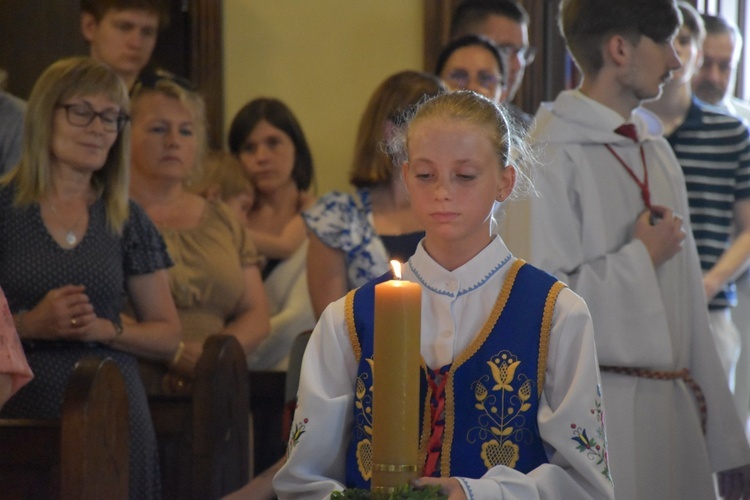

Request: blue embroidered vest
left=343, top=260, right=565, bottom=488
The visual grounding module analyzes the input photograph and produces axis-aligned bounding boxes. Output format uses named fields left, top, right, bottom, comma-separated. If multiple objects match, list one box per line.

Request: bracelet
left=170, top=341, right=186, bottom=368
left=13, top=310, right=27, bottom=337
left=111, top=320, right=124, bottom=343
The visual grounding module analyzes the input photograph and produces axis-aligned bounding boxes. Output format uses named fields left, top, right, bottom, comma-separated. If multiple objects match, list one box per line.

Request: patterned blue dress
left=0, top=183, right=172, bottom=500
left=302, top=189, right=423, bottom=289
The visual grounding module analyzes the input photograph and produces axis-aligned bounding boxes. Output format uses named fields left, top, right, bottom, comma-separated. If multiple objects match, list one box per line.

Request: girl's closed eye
left=179, top=126, right=194, bottom=137
left=456, top=172, right=477, bottom=181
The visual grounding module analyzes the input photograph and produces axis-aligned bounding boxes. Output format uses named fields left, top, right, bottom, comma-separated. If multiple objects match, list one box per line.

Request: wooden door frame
left=423, top=0, right=569, bottom=116
left=191, top=0, right=224, bottom=150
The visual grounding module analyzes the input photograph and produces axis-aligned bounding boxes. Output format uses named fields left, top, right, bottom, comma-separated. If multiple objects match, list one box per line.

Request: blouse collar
left=406, top=236, right=513, bottom=298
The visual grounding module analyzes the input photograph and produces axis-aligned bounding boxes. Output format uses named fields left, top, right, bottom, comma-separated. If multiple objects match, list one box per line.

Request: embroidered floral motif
left=571, top=386, right=610, bottom=480
left=354, top=358, right=375, bottom=479
left=468, top=350, right=535, bottom=469
left=288, top=417, right=308, bottom=453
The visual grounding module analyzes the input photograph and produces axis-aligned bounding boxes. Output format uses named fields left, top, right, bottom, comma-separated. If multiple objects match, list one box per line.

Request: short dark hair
left=702, top=13, right=742, bottom=45
left=560, top=0, right=681, bottom=75
left=228, top=98, right=314, bottom=192
left=435, top=34, right=506, bottom=79
left=451, top=0, right=529, bottom=38
left=81, top=0, right=169, bottom=28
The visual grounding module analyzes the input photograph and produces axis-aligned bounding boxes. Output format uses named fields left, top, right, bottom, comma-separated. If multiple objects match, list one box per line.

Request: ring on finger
left=71, top=318, right=77, bottom=327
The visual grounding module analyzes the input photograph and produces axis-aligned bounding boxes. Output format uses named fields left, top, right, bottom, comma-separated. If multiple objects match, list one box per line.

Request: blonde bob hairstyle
left=2, top=56, right=131, bottom=234
left=130, top=73, right=207, bottom=187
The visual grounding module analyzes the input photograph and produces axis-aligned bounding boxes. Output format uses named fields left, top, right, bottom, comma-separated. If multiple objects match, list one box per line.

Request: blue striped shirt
left=667, top=97, right=750, bottom=309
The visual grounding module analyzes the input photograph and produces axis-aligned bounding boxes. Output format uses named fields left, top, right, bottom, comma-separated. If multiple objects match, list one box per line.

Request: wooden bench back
left=0, top=356, right=129, bottom=500
left=150, top=334, right=250, bottom=500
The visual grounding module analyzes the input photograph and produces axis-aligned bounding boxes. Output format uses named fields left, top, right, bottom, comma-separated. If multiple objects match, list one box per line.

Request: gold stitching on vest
left=537, top=281, right=566, bottom=398
left=440, top=259, right=524, bottom=477
left=345, top=289, right=361, bottom=363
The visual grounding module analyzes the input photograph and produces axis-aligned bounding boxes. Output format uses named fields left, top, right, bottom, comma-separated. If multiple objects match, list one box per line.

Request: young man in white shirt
left=510, top=0, right=750, bottom=497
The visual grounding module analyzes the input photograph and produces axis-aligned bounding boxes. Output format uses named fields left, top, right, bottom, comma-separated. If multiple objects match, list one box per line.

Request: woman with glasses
left=436, top=34, right=507, bottom=104
left=0, top=56, right=181, bottom=499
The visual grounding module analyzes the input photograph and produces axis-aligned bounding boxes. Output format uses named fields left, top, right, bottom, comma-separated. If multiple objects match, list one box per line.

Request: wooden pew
left=248, top=370, right=286, bottom=476
left=148, top=334, right=250, bottom=500
left=0, top=356, right=130, bottom=500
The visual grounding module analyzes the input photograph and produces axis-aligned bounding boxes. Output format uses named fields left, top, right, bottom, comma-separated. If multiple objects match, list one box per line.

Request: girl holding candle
left=273, top=91, right=614, bottom=499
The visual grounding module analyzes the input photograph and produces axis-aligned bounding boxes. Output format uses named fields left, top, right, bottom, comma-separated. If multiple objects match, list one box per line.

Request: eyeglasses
left=495, top=44, right=537, bottom=66
left=444, top=69, right=504, bottom=92
left=57, top=103, right=129, bottom=133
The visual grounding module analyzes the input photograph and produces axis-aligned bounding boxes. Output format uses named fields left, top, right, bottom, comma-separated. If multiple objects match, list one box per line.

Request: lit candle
left=371, top=260, right=422, bottom=496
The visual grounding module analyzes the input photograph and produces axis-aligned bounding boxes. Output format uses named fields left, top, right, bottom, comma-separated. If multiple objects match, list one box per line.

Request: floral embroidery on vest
left=469, top=350, right=536, bottom=469
left=354, top=358, right=375, bottom=480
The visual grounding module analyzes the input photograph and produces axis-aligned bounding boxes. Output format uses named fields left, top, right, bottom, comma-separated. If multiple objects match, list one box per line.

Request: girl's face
left=50, top=93, right=121, bottom=173
left=440, top=45, right=505, bottom=103
left=237, top=120, right=296, bottom=195
left=130, top=93, right=197, bottom=183
left=403, top=116, right=514, bottom=258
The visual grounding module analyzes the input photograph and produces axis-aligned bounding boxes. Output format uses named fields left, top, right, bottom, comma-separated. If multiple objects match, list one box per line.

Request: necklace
left=48, top=201, right=87, bottom=246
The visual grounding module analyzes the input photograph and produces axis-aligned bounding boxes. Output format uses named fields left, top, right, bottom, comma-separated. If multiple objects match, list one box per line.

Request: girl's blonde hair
left=1, top=56, right=131, bottom=234
left=392, top=91, right=536, bottom=231
left=395, top=90, right=534, bottom=198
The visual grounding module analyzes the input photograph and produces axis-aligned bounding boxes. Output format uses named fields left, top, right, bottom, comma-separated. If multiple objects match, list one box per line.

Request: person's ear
left=606, top=34, right=633, bottom=68
left=497, top=164, right=516, bottom=201
left=81, top=12, right=98, bottom=43
left=401, top=161, right=409, bottom=183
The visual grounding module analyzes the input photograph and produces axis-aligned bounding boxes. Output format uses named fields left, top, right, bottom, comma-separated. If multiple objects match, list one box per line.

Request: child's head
left=193, top=150, right=255, bottom=225
left=559, top=0, right=681, bottom=77
left=395, top=91, right=532, bottom=253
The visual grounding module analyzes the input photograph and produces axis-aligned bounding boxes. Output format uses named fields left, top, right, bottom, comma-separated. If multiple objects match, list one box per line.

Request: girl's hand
left=413, top=477, right=467, bottom=500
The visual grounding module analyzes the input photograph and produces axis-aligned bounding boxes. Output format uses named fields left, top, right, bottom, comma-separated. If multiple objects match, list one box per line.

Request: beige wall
left=223, top=1, right=424, bottom=195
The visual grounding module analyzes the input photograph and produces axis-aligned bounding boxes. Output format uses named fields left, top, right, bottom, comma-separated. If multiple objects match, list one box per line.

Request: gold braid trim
left=440, top=259, right=524, bottom=476
left=451, top=259, right=523, bottom=370
left=344, top=289, right=361, bottom=363
left=537, top=281, right=566, bottom=399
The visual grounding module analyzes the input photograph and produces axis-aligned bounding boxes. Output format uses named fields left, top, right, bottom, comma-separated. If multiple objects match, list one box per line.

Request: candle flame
left=390, top=260, right=402, bottom=279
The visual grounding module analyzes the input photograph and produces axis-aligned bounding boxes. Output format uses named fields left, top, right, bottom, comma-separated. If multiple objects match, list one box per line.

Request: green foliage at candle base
left=331, top=484, right=447, bottom=499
